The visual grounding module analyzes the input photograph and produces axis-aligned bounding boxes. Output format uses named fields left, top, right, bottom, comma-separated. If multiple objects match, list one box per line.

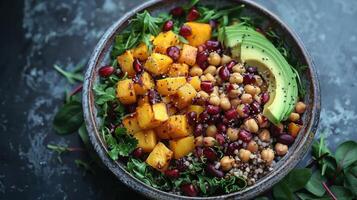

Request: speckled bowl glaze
left=83, top=0, right=321, bottom=199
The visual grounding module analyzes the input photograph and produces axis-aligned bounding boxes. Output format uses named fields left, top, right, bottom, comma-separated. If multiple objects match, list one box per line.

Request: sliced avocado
left=219, top=24, right=298, bottom=124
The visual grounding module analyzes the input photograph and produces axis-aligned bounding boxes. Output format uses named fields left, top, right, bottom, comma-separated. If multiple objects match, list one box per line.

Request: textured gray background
left=1, top=0, right=357, bottom=199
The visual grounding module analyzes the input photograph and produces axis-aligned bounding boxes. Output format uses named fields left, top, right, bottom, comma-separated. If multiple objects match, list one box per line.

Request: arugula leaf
left=305, top=170, right=326, bottom=197
left=182, top=0, right=199, bottom=11
left=104, top=128, right=138, bottom=159
left=53, top=101, right=84, bottom=135
left=197, top=5, right=245, bottom=23
left=54, top=64, right=84, bottom=84
left=335, top=141, right=357, bottom=170
left=93, top=84, right=116, bottom=105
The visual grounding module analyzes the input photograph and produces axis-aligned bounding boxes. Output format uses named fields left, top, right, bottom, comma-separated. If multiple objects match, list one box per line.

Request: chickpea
left=206, top=125, right=217, bottom=137
left=203, top=136, right=216, bottom=147
left=261, top=148, right=275, bottom=163
left=194, top=136, right=204, bottom=147
left=209, top=95, right=221, bottom=106
left=190, top=65, right=203, bottom=76
left=198, top=91, right=209, bottom=100
left=254, top=95, right=262, bottom=104
left=216, top=76, right=223, bottom=85
left=275, top=143, right=288, bottom=156
left=241, top=93, right=253, bottom=104
left=216, top=66, right=222, bottom=75
left=228, top=89, right=241, bottom=99
left=247, top=141, right=258, bottom=153
left=227, top=128, right=239, bottom=141
left=221, top=54, right=232, bottom=65
left=236, top=104, right=247, bottom=117
left=208, top=52, right=221, bottom=66
left=203, top=65, right=217, bottom=75
left=212, top=86, right=219, bottom=96
left=205, top=73, right=216, bottom=83
left=232, top=63, right=246, bottom=73
left=254, top=75, right=263, bottom=86
left=200, top=74, right=208, bottom=81
left=295, top=102, right=306, bottom=114
left=244, top=84, right=261, bottom=96
left=220, top=97, right=231, bottom=110
left=244, top=118, right=259, bottom=133
left=255, top=87, right=261, bottom=95
left=220, top=156, right=235, bottom=171
left=259, top=129, right=271, bottom=142
left=256, top=114, right=269, bottom=128
left=239, top=149, right=251, bottom=162
left=230, top=99, right=241, bottom=108
left=229, top=73, right=243, bottom=84
left=289, top=112, right=300, bottom=122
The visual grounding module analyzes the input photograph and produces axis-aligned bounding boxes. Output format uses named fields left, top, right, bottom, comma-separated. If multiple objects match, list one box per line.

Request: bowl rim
left=82, top=0, right=321, bottom=199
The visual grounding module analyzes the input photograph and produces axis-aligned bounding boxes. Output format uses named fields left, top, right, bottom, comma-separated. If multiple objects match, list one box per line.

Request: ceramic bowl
left=83, top=0, right=321, bottom=199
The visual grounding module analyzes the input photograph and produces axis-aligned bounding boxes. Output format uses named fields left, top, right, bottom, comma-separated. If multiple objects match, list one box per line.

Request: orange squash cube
left=188, top=76, right=201, bottom=91
left=136, top=103, right=161, bottom=129
left=122, top=114, right=142, bottom=134
left=144, top=53, right=173, bottom=75
left=288, top=122, right=301, bottom=138
left=176, top=83, right=197, bottom=108
left=152, top=103, right=169, bottom=122
left=133, top=130, right=157, bottom=153
left=146, top=142, right=173, bottom=172
left=153, top=31, right=180, bottom=54
left=132, top=43, right=149, bottom=61
left=168, top=63, right=189, bottom=77
left=169, top=136, right=195, bottom=159
left=117, top=50, right=136, bottom=77
left=178, top=44, right=198, bottom=66
left=156, top=77, right=187, bottom=96
left=185, top=22, right=212, bottom=47
left=134, top=71, right=155, bottom=95
left=116, top=79, right=136, bottom=104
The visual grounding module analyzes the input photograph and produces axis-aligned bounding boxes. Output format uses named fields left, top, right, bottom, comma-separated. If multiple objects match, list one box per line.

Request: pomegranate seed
left=217, top=123, right=227, bottom=134
left=203, top=147, right=217, bottom=161
left=133, top=59, right=143, bottom=73
left=98, top=65, right=114, bottom=77
left=239, top=129, right=252, bottom=142
left=270, top=124, right=284, bottom=137
left=181, top=184, right=198, bottom=197
left=205, top=40, right=220, bottom=50
left=179, top=25, right=192, bottom=37
left=132, top=147, right=143, bottom=158
left=222, top=117, right=231, bottom=125
left=170, top=7, right=184, bottom=17
left=278, top=134, right=295, bottom=145
left=162, top=20, right=174, bottom=31
left=199, top=110, right=210, bottom=123
left=166, top=46, right=180, bottom=61
left=200, top=81, right=214, bottom=93
left=187, top=8, right=200, bottom=21
left=261, top=92, right=270, bottom=104
left=226, top=142, right=240, bottom=155
left=225, top=60, right=237, bottom=72
left=186, top=111, right=197, bottom=125
left=207, top=105, right=220, bottom=115
left=250, top=101, right=261, bottom=114
left=196, top=50, right=209, bottom=65
left=225, top=109, right=238, bottom=120
left=164, top=169, right=180, bottom=179
left=175, top=159, right=188, bottom=171
left=243, top=73, right=256, bottom=84
left=148, top=89, right=161, bottom=104
left=219, top=66, right=230, bottom=81
left=209, top=20, right=218, bottom=29
left=246, top=66, right=258, bottom=73
left=215, top=134, right=225, bottom=145
left=194, top=124, right=204, bottom=137
left=206, top=164, right=224, bottom=178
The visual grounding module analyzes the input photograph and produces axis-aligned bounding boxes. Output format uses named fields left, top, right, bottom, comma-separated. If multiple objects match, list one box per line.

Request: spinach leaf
left=335, top=141, right=357, bottom=170
left=273, top=180, right=294, bottom=200
left=304, top=170, right=326, bottom=197
left=345, top=164, right=357, bottom=196
left=53, top=101, right=83, bottom=135
left=330, top=185, right=354, bottom=200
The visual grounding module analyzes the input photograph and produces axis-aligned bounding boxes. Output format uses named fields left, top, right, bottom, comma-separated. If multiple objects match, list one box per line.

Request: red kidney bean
left=239, top=129, right=252, bottom=142
left=278, top=134, right=295, bottom=145
left=132, top=147, right=143, bottom=159
left=246, top=66, right=258, bottom=73
left=226, top=142, right=239, bottom=155
left=207, top=114, right=220, bottom=125
left=261, top=92, right=270, bottom=104
left=215, top=134, right=225, bottom=145
left=250, top=101, right=261, bottom=114
left=162, top=20, right=174, bottom=31
left=200, top=81, right=214, bottom=93
left=242, top=104, right=251, bottom=118
left=166, top=46, right=180, bottom=61
left=296, top=119, right=303, bottom=125
left=217, top=123, right=227, bottom=134
left=181, top=184, right=198, bottom=197
left=206, top=164, right=224, bottom=178
left=243, top=73, right=256, bottom=84
left=196, top=51, right=209, bottom=69
left=187, top=8, right=200, bottom=21
left=98, top=65, right=114, bottom=77
left=270, top=124, right=284, bottom=137
left=170, top=7, right=184, bottom=17
left=219, top=66, right=230, bottom=81
left=222, top=117, right=231, bottom=125
left=179, top=25, right=192, bottom=37
left=186, top=111, right=197, bottom=125
left=199, top=110, right=210, bottom=123
left=133, top=59, right=143, bottom=73
left=175, top=159, right=188, bottom=172
left=225, top=109, right=238, bottom=120
left=225, top=60, right=237, bottom=72
left=205, top=40, right=220, bottom=50
left=203, top=147, right=217, bottom=161
left=164, top=169, right=180, bottom=179
left=194, top=123, right=204, bottom=137
left=226, top=83, right=235, bottom=93
left=207, top=105, right=220, bottom=115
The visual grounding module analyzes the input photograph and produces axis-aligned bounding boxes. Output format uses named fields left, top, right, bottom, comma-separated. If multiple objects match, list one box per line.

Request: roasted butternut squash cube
left=146, top=142, right=173, bottom=172
left=152, top=103, right=169, bottom=122
left=188, top=76, right=201, bottom=91
left=167, top=104, right=178, bottom=116
left=122, top=114, right=142, bottom=134
left=136, top=103, right=161, bottom=129
left=144, top=53, right=173, bottom=75
left=156, top=77, right=187, bottom=96
left=138, top=95, right=149, bottom=106
left=176, top=83, right=197, bottom=108
left=154, top=123, right=170, bottom=139
left=132, top=43, right=149, bottom=61
left=185, top=22, right=212, bottom=47
left=134, top=72, right=155, bottom=95
left=178, top=44, right=198, bottom=66
left=168, top=63, right=189, bottom=77
left=133, top=130, right=157, bottom=153
left=117, top=50, right=136, bottom=77
left=153, top=31, right=180, bottom=54
left=288, top=122, right=301, bottom=138
left=116, top=79, right=136, bottom=104
left=169, top=136, right=195, bottom=159
left=187, top=105, right=205, bottom=116
left=167, top=115, right=190, bottom=139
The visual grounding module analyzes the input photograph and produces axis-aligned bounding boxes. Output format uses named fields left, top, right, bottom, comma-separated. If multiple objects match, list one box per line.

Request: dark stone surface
left=0, top=0, right=356, bottom=199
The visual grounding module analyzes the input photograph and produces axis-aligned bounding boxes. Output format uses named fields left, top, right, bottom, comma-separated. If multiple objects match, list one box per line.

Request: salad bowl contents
left=83, top=0, right=320, bottom=198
